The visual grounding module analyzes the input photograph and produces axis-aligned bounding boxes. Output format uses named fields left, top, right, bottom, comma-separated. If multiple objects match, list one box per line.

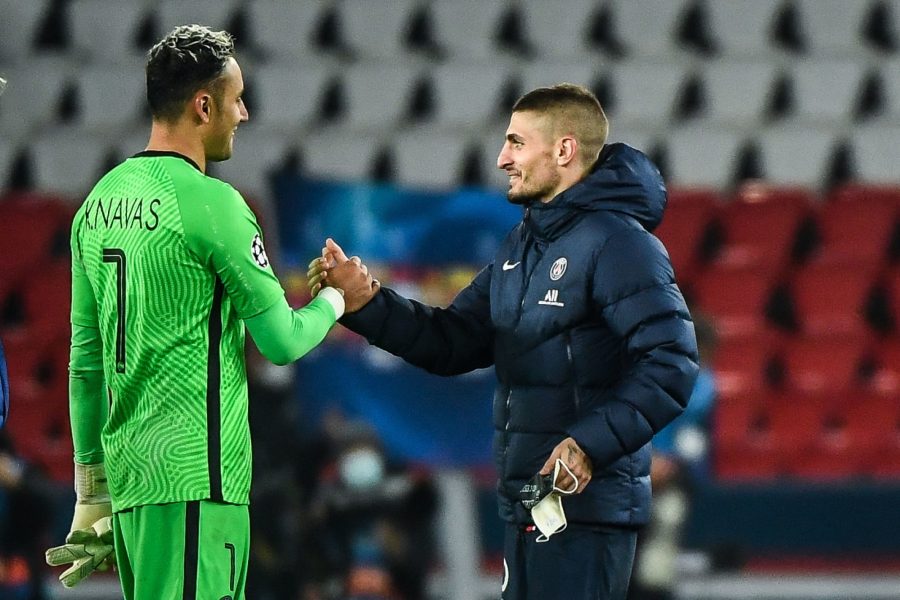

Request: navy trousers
left=501, top=523, right=638, bottom=600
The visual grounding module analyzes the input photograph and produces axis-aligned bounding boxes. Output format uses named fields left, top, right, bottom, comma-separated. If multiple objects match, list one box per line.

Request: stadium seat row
left=4, top=56, right=900, bottom=139
left=712, top=332, right=900, bottom=394
left=662, top=183, right=900, bottom=277
left=2, top=121, right=899, bottom=200
left=3, top=0, right=900, bottom=65
left=714, top=389, right=900, bottom=480
left=4, top=0, right=900, bottom=197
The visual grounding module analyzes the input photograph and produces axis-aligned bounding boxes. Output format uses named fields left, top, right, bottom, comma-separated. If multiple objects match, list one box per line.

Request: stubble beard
left=506, top=174, right=559, bottom=206
left=206, top=131, right=234, bottom=163
left=506, top=189, right=542, bottom=206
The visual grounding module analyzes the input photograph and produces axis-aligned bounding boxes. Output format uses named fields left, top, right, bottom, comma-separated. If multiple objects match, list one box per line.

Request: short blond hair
left=512, top=83, right=608, bottom=167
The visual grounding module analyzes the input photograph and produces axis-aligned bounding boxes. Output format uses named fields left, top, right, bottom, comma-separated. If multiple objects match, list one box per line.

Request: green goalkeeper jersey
left=71, top=151, right=303, bottom=511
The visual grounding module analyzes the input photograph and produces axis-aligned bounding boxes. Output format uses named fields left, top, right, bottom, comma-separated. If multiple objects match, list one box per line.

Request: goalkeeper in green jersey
left=44, top=25, right=376, bottom=600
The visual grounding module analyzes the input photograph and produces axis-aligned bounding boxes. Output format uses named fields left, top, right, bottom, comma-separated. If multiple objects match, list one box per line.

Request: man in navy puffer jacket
left=310, top=84, right=699, bottom=600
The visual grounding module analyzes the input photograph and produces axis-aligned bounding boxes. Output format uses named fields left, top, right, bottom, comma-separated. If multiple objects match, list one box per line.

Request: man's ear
left=193, top=92, right=212, bottom=124
left=558, top=137, right=578, bottom=167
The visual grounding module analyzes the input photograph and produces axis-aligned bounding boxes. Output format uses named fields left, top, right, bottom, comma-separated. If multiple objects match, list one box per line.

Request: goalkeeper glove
left=45, top=462, right=115, bottom=587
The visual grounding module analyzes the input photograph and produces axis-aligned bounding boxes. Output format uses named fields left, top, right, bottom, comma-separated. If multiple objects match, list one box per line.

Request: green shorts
left=112, top=500, right=249, bottom=600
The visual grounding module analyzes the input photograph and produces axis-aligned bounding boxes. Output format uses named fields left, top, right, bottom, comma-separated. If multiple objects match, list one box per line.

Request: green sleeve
left=69, top=212, right=107, bottom=465
left=245, top=288, right=345, bottom=365
left=180, top=183, right=285, bottom=319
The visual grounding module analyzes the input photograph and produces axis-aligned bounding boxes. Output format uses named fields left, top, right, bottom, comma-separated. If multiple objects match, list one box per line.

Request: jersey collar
left=132, top=150, right=202, bottom=173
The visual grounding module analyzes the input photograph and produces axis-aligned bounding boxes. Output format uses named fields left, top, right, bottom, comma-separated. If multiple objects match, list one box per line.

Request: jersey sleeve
left=245, top=288, right=343, bottom=365
left=69, top=211, right=107, bottom=465
left=70, top=210, right=99, bottom=329
left=180, top=183, right=285, bottom=319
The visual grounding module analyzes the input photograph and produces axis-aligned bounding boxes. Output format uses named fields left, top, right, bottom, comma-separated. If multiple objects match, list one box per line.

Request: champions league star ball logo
left=251, top=234, right=269, bottom=269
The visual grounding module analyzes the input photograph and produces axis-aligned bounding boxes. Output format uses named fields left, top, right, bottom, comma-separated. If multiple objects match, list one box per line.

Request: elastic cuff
left=75, top=462, right=110, bottom=503
left=317, top=287, right=345, bottom=320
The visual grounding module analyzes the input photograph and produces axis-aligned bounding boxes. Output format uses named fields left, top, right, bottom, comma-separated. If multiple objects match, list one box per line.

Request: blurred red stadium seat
left=1, top=331, right=46, bottom=394
left=711, top=333, right=778, bottom=396
left=882, top=271, right=900, bottom=340
left=789, top=444, right=866, bottom=481
left=713, top=383, right=900, bottom=483
left=5, top=384, right=72, bottom=483
left=735, top=183, right=817, bottom=207
left=714, top=183, right=814, bottom=272
left=40, top=338, right=72, bottom=400
left=827, top=183, right=900, bottom=208
left=0, top=193, right=72, bottom=285
left=766, top=391, right=830, bottom=454
left=767, top=391, right=864, bottom=481
left=872, top=338, right=900, bottom=395
left=713, top=392, right=782, bottom=480
left=0, top=276, right=17, bottom=321
left=693, top=266, right=777, bottom=338
left=655, top=187, right=721, bottom=286
left=789, top=262, right=879, bottom=336
left=713, top=391, right=768, bottom=445
left=713, top=444, right=782, bottom=481
left=813, top=191, right=899, bottom=265
left=843, top=392, right=900, bottom=480
left=777, top=334, right=871, bottom=393
left=22, top=262, right=71, bottom=339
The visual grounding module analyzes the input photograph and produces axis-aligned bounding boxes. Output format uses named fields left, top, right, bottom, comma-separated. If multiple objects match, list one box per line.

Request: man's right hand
left=307, top=238, right=380, bottom=313
left=327, top=259, right=380, bottom=313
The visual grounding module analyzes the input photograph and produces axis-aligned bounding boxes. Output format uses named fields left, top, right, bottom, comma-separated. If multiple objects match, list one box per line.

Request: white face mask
left=339, top=448, right=385, bottom=489
left=531, top=459, right=579, bottom=542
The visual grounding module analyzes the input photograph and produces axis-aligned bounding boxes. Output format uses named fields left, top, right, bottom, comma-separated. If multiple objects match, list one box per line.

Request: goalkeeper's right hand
left=45, top=462, right=115, bottom=587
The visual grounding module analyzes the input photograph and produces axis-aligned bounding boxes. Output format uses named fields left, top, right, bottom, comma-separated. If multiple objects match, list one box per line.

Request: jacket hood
left=526, top=143, right=667, bottom=240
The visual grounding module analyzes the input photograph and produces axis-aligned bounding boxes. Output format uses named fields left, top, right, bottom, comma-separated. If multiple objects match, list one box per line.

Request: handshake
left=307, top=238, right=380, bottom=313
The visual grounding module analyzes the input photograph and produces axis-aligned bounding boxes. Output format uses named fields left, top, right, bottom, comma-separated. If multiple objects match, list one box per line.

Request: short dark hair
left=512, top=83, right=609, bottom=166
left=146, top=25, right=235, bottom=122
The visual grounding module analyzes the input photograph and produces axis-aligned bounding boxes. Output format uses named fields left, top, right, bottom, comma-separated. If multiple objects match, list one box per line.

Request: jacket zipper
left=517, top=241, right=544, bottom=321
left=501, top=388, right=512, bottom=480
left=565, top=334, right=582, bottom=413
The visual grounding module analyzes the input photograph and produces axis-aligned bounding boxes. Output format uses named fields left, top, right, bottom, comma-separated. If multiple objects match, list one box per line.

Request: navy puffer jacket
left=341, top=143, right=699, bottom=528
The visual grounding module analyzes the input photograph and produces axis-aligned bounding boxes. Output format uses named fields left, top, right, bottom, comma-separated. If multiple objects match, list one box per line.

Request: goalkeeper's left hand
left=45, top=462, right=116, bottom=587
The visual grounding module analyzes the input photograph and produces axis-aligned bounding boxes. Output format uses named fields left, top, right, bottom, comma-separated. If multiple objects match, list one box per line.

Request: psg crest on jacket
left=251, top=233, right=269, bottom=269
left=549, top=257, right=567, bottom=281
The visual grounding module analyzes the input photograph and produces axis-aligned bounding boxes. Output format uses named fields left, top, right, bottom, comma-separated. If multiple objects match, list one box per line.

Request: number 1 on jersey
left=102, top=248, right=127, bottom=373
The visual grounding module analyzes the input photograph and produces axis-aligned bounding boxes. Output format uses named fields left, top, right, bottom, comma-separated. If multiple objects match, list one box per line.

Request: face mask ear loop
left=553, top=459, right=579, bottom=495
left=533, top=459, right=580, bottom=543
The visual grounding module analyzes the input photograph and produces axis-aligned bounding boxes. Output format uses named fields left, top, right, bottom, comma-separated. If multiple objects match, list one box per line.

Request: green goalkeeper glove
left=45, top=462, right=115, bottom=587
left=46, top=516, right=114, bottom=587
